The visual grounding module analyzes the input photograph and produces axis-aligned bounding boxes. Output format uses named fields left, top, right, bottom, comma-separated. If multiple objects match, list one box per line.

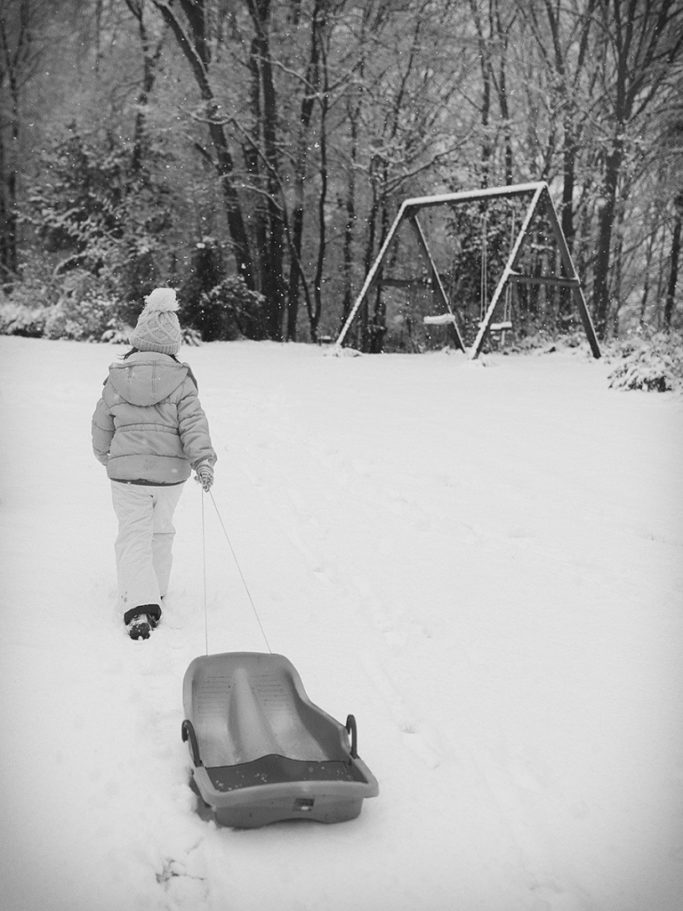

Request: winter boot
left=124, top=604, right=161, bottom=640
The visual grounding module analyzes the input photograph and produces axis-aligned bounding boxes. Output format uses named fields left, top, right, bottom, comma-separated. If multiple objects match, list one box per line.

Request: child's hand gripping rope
left=196, top=462, right=214, bottom=492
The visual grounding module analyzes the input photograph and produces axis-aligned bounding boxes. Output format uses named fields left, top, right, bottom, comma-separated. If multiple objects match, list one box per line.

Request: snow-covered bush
left=24, top=125, right=171, bottom=316
left=182, top=273, right=267, bottom=341
left=0, top=300, right=49, bottom=337
left=43, top=297, right=110, bottom=341
left=40, top=271, right=117, bottom=341
left=100, top=322, right=135, bottom=345
left=0, top=277, right=54, bottom=337
left=607, top=332, right=683, bottom=392
left=0, top=271, right=133, bottom=343
left=181, top=327, right=203, bottom=346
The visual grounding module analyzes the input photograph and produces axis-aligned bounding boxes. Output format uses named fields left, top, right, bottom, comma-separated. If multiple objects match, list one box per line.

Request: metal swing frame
left=334, top=181, right=601, bottom=360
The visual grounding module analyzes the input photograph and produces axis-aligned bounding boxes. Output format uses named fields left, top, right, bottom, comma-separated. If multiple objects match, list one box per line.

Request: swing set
left=335, top=181, right=601, bottom=359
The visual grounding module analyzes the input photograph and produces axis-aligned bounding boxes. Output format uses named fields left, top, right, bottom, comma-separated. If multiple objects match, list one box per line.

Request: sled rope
left=203, top=489, right=272, bottom=654
left=201, top=491, right=209, bottom=655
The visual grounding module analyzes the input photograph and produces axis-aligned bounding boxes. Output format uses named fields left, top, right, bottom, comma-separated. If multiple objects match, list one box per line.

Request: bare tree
left=591, top=0, right=683, bottom=337
left=124, top=0, right=166, bottom=174
left=245, top=0, right=286, bottom=339
left=468, top=0, right=517, bottom=187
left=149, top=0, right=255, bottom=289
left=519, top=0, right=597, bottom=251
left=664, top=189, right=683, bottom=329
left=518, top=0, right=598, bottom=318
left=0, top=0, right=37, bottom=287
left=285, top=0, right=324, bottom=340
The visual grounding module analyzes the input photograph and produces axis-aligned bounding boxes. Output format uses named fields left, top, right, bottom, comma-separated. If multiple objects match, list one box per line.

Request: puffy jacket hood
left=108, top=353, right=190, bottom=407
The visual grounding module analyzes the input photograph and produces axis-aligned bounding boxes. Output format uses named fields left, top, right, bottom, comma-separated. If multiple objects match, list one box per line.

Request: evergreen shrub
left=607, top=331, right=683, bottom=392
left=0, top=300, right=49, bottom=337
left=181, top=271, right=267, bottom=341
left=43, top=271, right=117, bottom=341
left=0, top=278, right=52, bottom=337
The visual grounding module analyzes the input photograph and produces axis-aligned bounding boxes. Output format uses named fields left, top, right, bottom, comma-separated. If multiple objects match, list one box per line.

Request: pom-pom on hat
left=130, top=287, right=181, bottom=355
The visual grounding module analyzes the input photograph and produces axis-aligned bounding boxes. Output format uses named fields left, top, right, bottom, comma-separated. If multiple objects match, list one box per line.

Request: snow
left=1, top=336, right=682, bottom=911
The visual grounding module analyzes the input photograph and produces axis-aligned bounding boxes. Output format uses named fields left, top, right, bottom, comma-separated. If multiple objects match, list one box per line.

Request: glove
left=196, top=462, right=214, bottom=492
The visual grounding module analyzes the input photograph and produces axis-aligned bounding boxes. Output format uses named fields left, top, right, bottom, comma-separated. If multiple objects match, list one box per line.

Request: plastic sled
left=181, top=652, right=379, bottom=828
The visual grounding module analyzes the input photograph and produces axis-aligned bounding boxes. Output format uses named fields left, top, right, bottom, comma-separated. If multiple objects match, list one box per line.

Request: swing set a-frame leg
left=541, top=188, right=601, bottom=359
left=469, top=184, right=601, bottom=360
left=470, top=184, right=545, bottom=360
left=335, top=204, right=407, bottom=351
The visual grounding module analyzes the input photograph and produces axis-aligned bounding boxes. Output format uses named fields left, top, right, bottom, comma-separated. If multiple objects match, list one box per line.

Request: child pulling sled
left=91, top=288, right=217, bottom=639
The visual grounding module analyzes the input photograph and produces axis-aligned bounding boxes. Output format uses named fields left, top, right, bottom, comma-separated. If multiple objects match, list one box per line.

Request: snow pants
left=111, top=481, right=185, bottom=615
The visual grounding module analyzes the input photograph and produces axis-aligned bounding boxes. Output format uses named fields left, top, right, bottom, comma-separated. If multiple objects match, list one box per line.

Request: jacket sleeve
left=177, top=376, right=217, bottom=470
left=91, top=384, right=115, bottom=465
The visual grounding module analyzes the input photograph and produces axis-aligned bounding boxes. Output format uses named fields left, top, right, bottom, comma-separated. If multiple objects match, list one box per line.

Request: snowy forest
left=0, top=0, right=682, bottom=354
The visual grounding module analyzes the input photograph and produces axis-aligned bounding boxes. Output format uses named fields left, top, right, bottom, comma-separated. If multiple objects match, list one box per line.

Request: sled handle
left=181, top=719, right=203, bottom=767
left=345, top=714, right=358, bottom=759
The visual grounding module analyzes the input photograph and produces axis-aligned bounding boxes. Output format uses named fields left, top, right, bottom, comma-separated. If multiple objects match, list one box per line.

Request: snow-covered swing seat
left=181, top=651, right=379, bottom=828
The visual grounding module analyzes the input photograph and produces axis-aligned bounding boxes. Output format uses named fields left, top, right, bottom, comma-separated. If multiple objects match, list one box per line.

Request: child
left=92, top=288, right=217, bottom=640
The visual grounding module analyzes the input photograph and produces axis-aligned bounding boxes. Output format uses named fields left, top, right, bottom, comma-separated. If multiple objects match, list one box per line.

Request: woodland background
left=0, top=0, right=682, bottom=354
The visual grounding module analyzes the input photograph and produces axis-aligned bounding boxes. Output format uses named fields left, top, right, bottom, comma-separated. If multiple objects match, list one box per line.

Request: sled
left=181, top=652, right=379, bottom=828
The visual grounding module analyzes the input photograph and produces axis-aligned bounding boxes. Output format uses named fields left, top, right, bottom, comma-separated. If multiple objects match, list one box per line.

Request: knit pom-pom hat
left=130, top=288, right=181, bottom=355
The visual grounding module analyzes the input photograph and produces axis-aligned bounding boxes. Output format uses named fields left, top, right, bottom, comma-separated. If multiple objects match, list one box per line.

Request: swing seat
left=181, top=652, right=379, bottom=828
left=477, top=319, right=513, bottom=333
left=423, top=313, right=456, bottom=326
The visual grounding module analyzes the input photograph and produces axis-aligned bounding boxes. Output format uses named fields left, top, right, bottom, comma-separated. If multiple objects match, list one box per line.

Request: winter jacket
left=91, top=352, right=216, bottom=485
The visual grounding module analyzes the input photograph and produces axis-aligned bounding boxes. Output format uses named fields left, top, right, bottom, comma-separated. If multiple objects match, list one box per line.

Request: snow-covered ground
left=1, top=335, right=682, bottom=911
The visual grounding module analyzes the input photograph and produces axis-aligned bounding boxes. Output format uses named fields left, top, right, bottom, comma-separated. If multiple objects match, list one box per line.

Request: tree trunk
left=556, top=117, right=578, bottom=321
left=341, top=105, right=357, bottom=330
left=245, top=35, right=268, bottom=293
left=593, top=138, right=622, bottom=338
left=493, top=1, right=514, bottom=184
left=468, top=0, right=492, bottom=187
left=664, top=191, right=683, bottom=329
left=247, top=0, right=286, bottom=340
left=125, top=1, right=164, bottom=174
left=611, top=198, right=627, bottom=335
left=0, top=3, right=26, bottom=287
left=361, top=177, right=380, bottom=352
left=286, top=0, right=323, bottom=341
left=309, top=56, right=329, bottom=343
left=639, top=213, right=657, bottom=327
left=370, top=185, right=389, bottom=353
left=0, top=112, right=18, bottom=288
